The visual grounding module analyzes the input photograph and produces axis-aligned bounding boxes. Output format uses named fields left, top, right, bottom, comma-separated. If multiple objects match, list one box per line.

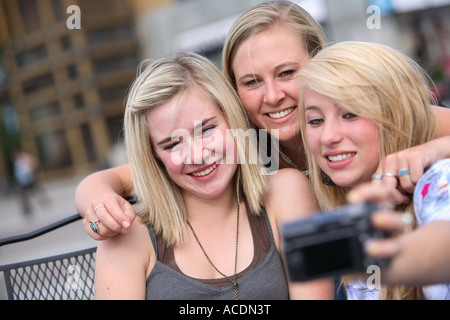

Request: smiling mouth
left=191, top=163, right=217, bottom=177
left=267, top=107, right=295, bottom=119
left=327, top=153, right=355, bottom=162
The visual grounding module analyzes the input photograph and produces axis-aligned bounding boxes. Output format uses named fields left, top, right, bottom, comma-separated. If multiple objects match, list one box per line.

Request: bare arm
left=349, top=184, right=450, bottom=286
left=432, top=105, right=450, bottom=139
left=266, top=168, right=334, bottom=300
left=368, top=219, right=450, bottom=286
left=75, top=164, right=136, bottom=240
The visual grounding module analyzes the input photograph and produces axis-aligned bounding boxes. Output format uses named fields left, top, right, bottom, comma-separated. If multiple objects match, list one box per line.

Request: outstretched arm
left=348, top=184, right=450, bottom=286
left=75, top=164, right=136, bottom=240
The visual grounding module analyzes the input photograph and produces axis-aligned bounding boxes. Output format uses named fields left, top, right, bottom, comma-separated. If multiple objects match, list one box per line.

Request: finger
left=365, top=238, right=401, bottom=259
left=397, top=158, right=415, bottom=194
left=93, top=204, right=124, bottom=234
left=370, top=211, right=412, bottom=234
left=348, top=183, right=409, bottom=206
left=117, top=198, right=137, bottom=230
left=83, top=215, right=110, bottom=241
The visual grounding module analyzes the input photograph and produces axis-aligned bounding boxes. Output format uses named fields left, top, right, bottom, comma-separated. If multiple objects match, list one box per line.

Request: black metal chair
left=0, top=214, right=96, bottom=300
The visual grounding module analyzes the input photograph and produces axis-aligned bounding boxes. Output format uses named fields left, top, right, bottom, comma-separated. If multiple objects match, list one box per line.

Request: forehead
left=146, top=87, right=224, bottom=139
left=232, top=25, right=309, bottom=74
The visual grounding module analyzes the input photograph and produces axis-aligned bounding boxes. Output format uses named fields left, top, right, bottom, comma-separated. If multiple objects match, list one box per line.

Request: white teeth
left=192, top=163, right=217, bottom=177
left=267, top=107, right=294, bottom=119
left=328, top=153, right=355, bottom=162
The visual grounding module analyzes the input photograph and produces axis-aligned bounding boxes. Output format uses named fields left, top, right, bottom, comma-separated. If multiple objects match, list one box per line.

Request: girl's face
left=303, top=88, right=381, bottom=187
left=232, top=24, right=309, bottom=144
left=147, top=86, right=238, bottom=200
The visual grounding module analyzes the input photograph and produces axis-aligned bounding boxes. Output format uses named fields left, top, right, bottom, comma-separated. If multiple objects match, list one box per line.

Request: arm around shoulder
left=75, top=164, right=133, bottom=216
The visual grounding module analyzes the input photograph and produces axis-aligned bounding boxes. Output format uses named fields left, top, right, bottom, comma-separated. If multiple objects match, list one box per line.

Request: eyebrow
left=156, top=116, right=216, bottom=145
left=304, top=105, right=319, bottom=112
left=236, top=62, right=300, bottom=83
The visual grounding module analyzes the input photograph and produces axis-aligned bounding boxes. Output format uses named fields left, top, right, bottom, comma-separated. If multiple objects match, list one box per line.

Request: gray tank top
left=145, top=205, right=290, bottom=300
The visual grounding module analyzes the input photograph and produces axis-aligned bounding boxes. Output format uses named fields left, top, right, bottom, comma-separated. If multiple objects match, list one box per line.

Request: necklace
left=273, top=141, right=309, bottom=176
left=186, top=200, right=240, bottom=300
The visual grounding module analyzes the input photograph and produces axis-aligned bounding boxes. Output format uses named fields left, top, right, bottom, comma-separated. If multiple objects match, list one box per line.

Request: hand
left=372, top=137, right=450, bottom=196
left=364, top=210, right=411, bottom=260
left=83, top=193, right=136, bottom=240
left=347, top=185, right=412, bottom=261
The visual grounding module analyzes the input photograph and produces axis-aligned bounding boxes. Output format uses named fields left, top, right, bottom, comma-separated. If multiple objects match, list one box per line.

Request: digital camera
left=282, top=202, right=390, bottom=282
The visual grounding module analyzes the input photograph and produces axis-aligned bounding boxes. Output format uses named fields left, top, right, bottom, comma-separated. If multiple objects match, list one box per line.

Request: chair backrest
left=0, top=247, right=96, bottom=300
left=0, top=214, right=97, bottom=300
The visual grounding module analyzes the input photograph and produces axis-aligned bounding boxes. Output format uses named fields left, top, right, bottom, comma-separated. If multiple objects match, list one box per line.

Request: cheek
left=238, top=90, right=261, bottom=117
left=305, top=128, right=322, bottom=158
left=157, top=153, right=183, bottom=178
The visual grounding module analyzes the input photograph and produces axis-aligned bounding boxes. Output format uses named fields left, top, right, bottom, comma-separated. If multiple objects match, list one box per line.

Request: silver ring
left=89, top=219, right=100, bottom=233
left=94, top=204, right=106, bottom=215
left=382, top=173, right=397, bottom=178
left=371, top=173, right=383, bottom=180
left=399, top=169, right=411, bottom=176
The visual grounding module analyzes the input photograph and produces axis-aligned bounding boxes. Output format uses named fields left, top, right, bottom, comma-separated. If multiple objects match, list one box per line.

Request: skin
left=303, top=88, right=381, bottom=187
left=95, top=86, right=333, bottom=299
left=232, top=24, right=309, bottom=163
left=76, top=23, right=450, bottom=240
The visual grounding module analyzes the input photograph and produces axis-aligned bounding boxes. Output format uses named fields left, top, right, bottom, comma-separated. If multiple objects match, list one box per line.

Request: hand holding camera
left=282, top=202, right=391, bottom=282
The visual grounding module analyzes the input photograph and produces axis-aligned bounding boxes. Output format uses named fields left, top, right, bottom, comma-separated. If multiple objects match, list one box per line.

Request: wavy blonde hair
left=222, top=0, right=327, bottom=89
left=124, top=52, right=268, bottom=246
left=298, top=41, right=437, bottom=300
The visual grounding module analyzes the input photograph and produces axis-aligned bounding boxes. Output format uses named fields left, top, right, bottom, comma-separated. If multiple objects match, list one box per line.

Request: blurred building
left=0, top=0, right=170, bottom=183
left=0, top=0, right=449, bottom=186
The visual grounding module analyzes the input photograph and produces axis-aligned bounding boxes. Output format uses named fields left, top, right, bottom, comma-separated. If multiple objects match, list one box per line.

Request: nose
left=320, top=119, right=343, bottom=147
left=189, top=136, right=205, bottom=165
left=263, top=81, right=285, bottom=106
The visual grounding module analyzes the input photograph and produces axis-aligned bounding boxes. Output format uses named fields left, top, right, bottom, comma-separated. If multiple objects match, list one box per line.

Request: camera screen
left=302, top=236, right=358, bottom=276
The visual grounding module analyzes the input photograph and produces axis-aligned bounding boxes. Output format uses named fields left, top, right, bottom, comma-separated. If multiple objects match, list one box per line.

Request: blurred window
left=29, top=101, right=60, bottom=121
left=22, top=74, right=54, bottom=94
left=15, top=45, right=48, bottom=67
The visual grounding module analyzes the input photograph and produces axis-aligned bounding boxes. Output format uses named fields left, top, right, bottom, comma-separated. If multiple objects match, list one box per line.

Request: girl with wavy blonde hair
left=298, top=41, right=437, bottom=300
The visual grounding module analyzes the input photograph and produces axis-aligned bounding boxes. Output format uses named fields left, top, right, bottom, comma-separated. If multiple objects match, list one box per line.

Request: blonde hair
left=298, top=41, right=437, bottom=299
left=124, top=51, right=268, bottom=246
left=222, top=0, right=327, bottom=89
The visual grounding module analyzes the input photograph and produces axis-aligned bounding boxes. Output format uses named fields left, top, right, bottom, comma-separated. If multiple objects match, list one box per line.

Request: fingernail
left=346, top=190, right=360, bottom=203
left=365, top=240, right=380, bottom=255
left=122, top=221, right=130, bottom=229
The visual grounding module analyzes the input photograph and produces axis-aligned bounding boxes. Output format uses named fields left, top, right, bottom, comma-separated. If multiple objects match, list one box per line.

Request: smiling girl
left=94, top=51, right=332, bottom=299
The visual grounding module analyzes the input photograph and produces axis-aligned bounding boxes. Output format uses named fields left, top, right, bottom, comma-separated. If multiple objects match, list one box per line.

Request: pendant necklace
left=186, top=200, right=240, bottom=300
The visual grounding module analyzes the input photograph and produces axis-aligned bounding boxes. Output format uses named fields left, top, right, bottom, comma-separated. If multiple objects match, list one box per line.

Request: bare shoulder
left=265, top=168, right=318, bottom=233
left=267, top=168, right=311, bottom=195
left=95, top=218, right=154, bottom=299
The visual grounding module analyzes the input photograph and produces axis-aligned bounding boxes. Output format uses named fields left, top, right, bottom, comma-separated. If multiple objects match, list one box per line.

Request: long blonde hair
left=222, top=0, right=327, bottom=89
left=298, top=41, right=437, bottom=299
left=124, top=52, right=268, bottom=246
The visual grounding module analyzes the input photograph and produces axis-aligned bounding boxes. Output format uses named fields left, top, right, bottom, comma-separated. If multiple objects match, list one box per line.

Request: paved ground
left=0, top=176, right=97, bottom=299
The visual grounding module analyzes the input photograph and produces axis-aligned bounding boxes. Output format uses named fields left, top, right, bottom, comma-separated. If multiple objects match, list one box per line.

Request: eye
left=163, top=137, right=184, bottom=151
left=202, top=125, right=216, bottom=135
left=279, top=69, right=296, bottom=78
left=164, top=141, right=180, bottom=151
left=244, top=78, right=261, bottom=87
left=307, top=118, right=323, bottom=125
left=343, top=112, right=357, bottom=120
